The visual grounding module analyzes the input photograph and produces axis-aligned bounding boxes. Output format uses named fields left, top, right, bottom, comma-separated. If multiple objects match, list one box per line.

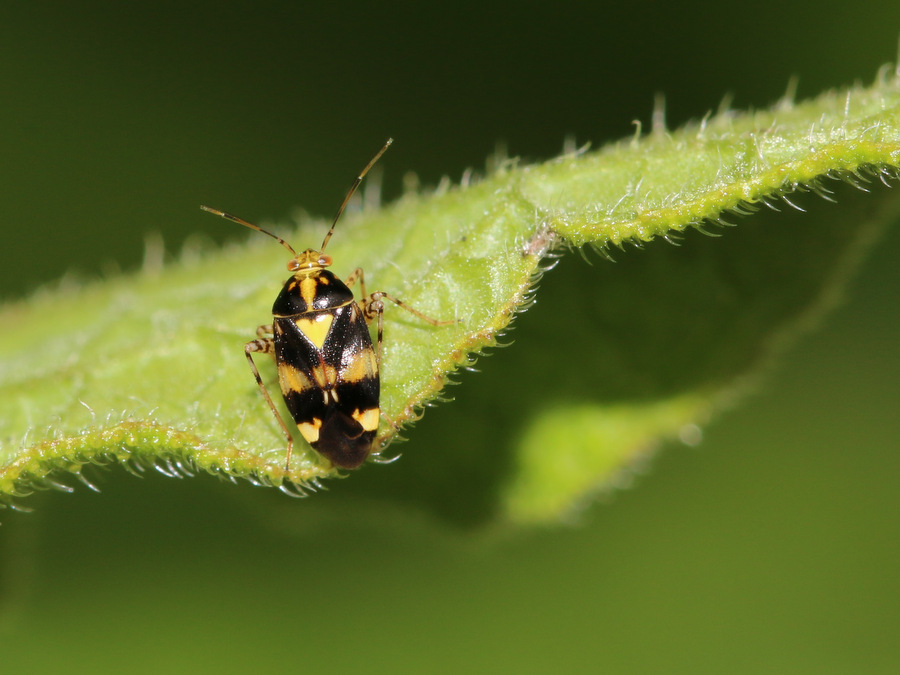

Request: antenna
left=320, top=138, right=393, bottom=252
left=201, top=138, right=393, bottom=256
left=199, top=205, right=298, bottom=256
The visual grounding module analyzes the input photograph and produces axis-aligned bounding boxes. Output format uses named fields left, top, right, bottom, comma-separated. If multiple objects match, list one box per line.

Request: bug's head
left=289, top=249, right=332, bottom=272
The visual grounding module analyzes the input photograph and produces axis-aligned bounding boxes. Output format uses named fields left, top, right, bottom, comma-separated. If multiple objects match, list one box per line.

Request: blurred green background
left=3, top=2, right=900, bottom=672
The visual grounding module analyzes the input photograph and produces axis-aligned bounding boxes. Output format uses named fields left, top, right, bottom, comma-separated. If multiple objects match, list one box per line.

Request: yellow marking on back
left=279, top=364, right=312, bottom=394
left=296, top=313, right=334, bottom=350
left=340, top=348, right=378, bottom=382
left=300, top=276, right=319, bottom=308
left=297, top=418, right=322, bottom=444
left=352, top=407, right=380, bottom=433
left=310, top=363, right=338, bottom=389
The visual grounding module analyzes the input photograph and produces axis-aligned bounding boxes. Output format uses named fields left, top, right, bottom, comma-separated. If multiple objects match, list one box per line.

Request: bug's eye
left=287, top=259, right=300, bottom=271
left=319, top=254, right=332, bottom=267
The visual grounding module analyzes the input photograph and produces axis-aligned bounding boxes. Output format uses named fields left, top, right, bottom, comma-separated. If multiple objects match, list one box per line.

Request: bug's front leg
left=344, top=267, right=368, bottom=298
left=347, top=266, right=455, bottom=329
left=245, top=330, right=295, bottom=472
left=345, top=267, right=382, bottom=360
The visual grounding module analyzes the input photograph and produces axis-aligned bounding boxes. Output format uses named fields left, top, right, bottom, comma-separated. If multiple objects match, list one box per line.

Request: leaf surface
left=2, top=70, right=900, bottom=523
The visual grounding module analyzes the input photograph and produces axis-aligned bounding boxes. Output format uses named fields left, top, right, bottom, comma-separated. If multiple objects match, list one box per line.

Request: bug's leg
left=365, top=291, right=457, bottom=327
left=256, top=324, right=273, bottom=338
left=347, top=266, right=457, bottom=328
left=344, top=267, right=367, bottom=298
left=245, top=333, right=295, bottom=472
left=372, top=293, right=385, bottom=365
left=346, top=267, right=383, bottom=359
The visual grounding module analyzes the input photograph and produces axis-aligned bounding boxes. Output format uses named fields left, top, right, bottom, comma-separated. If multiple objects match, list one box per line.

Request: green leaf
left=2, top=69, right=900, bottom=523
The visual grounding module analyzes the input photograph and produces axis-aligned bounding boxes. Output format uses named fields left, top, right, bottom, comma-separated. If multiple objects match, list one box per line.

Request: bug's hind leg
left=245, top=332, right=295, bottom=472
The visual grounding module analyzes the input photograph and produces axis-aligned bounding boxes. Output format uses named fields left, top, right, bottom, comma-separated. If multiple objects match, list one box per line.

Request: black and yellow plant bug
left=201, top=139, right=453, bottom=472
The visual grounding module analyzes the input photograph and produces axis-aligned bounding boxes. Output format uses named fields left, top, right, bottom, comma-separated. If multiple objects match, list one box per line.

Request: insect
left=201, top=139, right=453, bottom=471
